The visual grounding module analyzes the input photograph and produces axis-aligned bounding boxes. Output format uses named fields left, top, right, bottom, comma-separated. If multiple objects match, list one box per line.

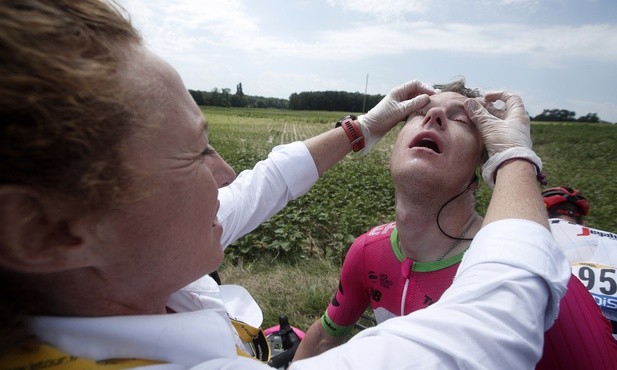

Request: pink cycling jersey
left=323, top=222, right=617, bottom=370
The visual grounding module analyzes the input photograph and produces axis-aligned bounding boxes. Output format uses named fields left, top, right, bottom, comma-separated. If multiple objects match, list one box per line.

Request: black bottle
left=277, top=314, right=300, bottom=350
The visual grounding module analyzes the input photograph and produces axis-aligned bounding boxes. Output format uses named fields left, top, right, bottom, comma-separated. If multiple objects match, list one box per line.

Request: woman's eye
left=199, top=146, right=215, bottom=159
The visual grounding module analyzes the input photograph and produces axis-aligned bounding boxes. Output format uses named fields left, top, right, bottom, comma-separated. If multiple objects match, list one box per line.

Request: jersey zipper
left=400, top=258, right=413, bottom=315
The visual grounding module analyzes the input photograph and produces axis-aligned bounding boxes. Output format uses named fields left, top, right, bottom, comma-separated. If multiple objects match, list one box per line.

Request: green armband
left=320, top=312, right=353, bottom=337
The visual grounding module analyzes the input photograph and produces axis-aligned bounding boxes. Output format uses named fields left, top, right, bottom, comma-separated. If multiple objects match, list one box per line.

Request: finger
left=485, top=91, right=525, bottom=112
left=484, top=91, right=527, bottom=120
left=483, top=90, right=508, bottom=103
left=464, top=98, right=497, bottom=129
left=393, top=80, right=437, bottom=100
left=415, top=81, right=437, bottom=96
left=486, top=103, right=507, bottom=120
left=402, top=94, right=430, bottom=114
left=502, top=94, right=526, bottom=115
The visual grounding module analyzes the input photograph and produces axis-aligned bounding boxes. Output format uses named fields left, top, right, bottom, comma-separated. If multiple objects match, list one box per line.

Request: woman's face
left=88, top=46, right=228, bottom=310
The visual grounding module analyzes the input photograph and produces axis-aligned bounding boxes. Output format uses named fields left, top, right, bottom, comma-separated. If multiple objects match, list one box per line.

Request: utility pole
left=362, top=74, right=369, bottom=113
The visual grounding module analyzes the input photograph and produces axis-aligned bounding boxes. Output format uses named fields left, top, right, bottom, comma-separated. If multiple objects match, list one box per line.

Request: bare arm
left=293, top=319, right=346, bottom=361
left=483, top=159, right=548, bottom=228
left=303, top=128, right=354, bottom=177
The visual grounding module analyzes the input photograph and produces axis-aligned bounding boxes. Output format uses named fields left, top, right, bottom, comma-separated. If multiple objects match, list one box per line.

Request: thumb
left=401, top=94, right=430, bottom=116
left=464, top=98, right=492, bottom=127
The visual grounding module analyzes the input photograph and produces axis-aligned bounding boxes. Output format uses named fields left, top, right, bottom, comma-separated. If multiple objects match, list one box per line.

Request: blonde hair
left=0, top=0, right=141, bottom=351
left=0, top=0, right=141, bottom=212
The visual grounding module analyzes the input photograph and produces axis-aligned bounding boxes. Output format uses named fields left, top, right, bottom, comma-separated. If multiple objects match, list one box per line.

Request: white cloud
left=237, top=21, right=617, bottom=65
left=120, top=0, right=617, bottom=122
left=327, top=0, right=431, bottom=20
left=124, top=1, right=617, bottom=64
left=483, top=0, right=540, bottom=6
left=123, top=0, right=259, bottom=54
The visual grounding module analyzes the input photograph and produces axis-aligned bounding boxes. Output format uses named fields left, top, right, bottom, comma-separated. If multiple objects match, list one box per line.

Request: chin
left=204, top=247, right=225, bottom=274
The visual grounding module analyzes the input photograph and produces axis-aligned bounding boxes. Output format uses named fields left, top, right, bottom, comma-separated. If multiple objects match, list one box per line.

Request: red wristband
left=337, top=115, right=365, bottom=152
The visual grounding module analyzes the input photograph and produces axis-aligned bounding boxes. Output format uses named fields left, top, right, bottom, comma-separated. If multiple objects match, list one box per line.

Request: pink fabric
left=263, top=325, right=305, bottom=340
left=326, top=223, right=617, bottom=369
left=537, top=276, right=617, bottom=370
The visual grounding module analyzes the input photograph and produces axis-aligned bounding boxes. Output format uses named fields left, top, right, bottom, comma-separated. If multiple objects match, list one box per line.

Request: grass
left=205, top=106, right=617, bottom=331
left=220, top=259, right=339, bottom=331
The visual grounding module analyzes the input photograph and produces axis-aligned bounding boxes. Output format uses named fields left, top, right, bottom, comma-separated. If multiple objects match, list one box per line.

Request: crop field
left=204, top=106, right=617, bottom=330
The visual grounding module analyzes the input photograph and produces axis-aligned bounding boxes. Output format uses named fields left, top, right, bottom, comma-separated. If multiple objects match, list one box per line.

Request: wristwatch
left=336, top=115, right=365, bottom=152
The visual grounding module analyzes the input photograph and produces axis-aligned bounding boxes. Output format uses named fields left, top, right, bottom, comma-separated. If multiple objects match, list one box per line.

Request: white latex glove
left=464, top=91, right=545, bottom=188
left=358, top=80, right=435, bottom=153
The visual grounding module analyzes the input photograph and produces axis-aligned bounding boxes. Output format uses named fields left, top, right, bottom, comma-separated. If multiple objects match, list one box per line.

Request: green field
left=205, top=106, right=617, bottom=331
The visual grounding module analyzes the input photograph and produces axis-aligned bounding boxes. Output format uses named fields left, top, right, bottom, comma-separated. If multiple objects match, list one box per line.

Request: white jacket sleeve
left=190, top=220, right=570, bottom=370
left=289, top=219, right=570, bottom=370
left=217, top=141, right=319, bottom=248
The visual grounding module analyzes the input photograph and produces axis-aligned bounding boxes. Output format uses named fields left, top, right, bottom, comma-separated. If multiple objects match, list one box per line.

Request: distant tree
left=188, top=83, right=248, bottom=108
left=188, top=89, right=204, bottom=106
left=533, top=109, right=576, bottom=122
left=230, top=94, right=246, bottom=108
left=578, top=113, right=599, bottom=123
left=288, top=90, right=384, bottom=112
left=205, top=88, right=221, bottom=106
left=220, top=88, right=231, bottom=107
left=532, top=108, right=606, bottom=123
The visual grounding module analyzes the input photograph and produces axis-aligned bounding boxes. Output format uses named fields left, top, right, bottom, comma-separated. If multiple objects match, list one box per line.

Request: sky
left=122, top=0, right=617, bottom=123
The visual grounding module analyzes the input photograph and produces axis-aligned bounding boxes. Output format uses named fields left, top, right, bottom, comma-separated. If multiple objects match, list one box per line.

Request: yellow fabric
left=1, top=321, right=270, bottom=369
left=0, top=343, right=162, bottom=370
left=230, top=319, right=270, bottom=362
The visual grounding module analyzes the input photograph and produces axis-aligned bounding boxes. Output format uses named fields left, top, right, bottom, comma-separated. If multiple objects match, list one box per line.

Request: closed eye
left=452, top=116, right=471, bottom=125
left=198, top=145, right=216, bottom=161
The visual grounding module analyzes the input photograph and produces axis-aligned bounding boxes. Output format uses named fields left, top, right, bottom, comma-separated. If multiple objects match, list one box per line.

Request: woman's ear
left=0, top=186, right=89, bottom=273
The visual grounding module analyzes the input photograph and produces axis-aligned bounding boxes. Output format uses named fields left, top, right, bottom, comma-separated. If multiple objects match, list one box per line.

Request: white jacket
left=31, top=220, right=570, bottom=370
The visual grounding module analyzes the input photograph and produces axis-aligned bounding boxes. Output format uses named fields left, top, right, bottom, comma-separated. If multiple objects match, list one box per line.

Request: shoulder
left=344, top=222, right=399, bottom=269
left=363, top=222, right=396, bottom=243
left=346, top=222, right=395, bottom=254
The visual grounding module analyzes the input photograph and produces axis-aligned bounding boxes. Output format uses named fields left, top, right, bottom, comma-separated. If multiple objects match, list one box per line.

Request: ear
left=0, top=186, right=89, bottom=273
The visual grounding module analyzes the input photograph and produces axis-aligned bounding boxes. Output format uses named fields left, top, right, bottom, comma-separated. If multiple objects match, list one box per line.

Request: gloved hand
left=358, top=80, right=435, bottom=153
left=464, top=91, right=545, bottom=188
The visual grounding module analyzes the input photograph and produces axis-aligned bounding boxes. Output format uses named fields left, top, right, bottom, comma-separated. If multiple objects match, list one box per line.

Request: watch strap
left=336, top=115, right=365, bottom=152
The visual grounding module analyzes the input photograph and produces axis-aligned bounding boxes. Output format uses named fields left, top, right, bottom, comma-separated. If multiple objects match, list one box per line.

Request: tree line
left=288, top=91, right=383, bottom=112
left=532, top=109, right=604, bottom=123
left=188, top=82, right=384, bottom=113
left=189, top=83, right=288, bottom=109
left=188, top=82, right=610, bottom=123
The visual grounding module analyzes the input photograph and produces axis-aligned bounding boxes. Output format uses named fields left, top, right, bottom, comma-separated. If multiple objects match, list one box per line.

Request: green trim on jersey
left=320, top=225, right=468, bottom=336
left=391, top=226, right=465, bottom=272
left=321, top=312, right=353, bottom=337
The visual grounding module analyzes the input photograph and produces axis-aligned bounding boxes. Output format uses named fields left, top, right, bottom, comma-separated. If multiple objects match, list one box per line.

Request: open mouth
left=416, top=138, right=441, bottom=153
left=410, top=134, right=443, bottom=154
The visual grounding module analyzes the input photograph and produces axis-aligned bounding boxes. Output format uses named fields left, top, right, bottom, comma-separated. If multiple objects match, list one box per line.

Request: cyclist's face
left=390, top=92, right=483, bottom=192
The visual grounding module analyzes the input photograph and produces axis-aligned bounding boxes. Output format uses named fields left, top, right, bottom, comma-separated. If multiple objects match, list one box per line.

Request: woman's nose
left=207, top=151, right=236, bottom=188
left=215, top=158, right=236, bottom=188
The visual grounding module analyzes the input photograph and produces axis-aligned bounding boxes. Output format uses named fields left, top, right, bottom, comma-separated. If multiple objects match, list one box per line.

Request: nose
left=422, top=107, right=446, bottom=129
left=209, top=152, right=236, bottom=188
